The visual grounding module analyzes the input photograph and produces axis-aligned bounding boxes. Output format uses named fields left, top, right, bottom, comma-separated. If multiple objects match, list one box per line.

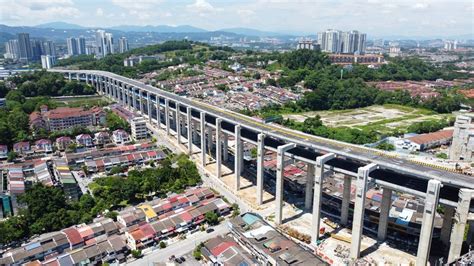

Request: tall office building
left=67, top=37, right=79, bottom=56
left=41, top=55, right=56, bottom=69
left=325, top=30, right=340, bottom=53
left=31, top=40, right=43, bottom=61
left=4, top=39, right=19, bottom=60
left=41, top=41, right=56, bottom=57
left=17, top=33, right=33, bottom=63
left=118, top=37, right=129, bottom=53
left=95, top=30, right=114, bottom=58
left=77, top=37, right=86, bottom=55
left=317, top=29, right=367, bottom=54
left=67, top=37, right=87, bottom=56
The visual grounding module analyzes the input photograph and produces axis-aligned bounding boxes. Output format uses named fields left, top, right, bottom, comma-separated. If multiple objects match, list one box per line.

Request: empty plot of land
left=283, top=104, right=451, bottom=133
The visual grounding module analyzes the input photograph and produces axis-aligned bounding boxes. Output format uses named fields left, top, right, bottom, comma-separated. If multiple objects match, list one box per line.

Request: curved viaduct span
left=51, top=69, right=474, bottom=264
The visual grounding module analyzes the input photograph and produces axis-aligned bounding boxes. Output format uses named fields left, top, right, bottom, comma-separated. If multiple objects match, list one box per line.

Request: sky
left=0, top=0, right=473, bottom=37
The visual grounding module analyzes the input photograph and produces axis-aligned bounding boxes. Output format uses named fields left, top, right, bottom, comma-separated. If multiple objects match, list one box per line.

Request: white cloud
left=110, top=0, right=163, bottom=22
left=0, top=0, right=80, bottom=24
left=412, top=2, right=429, bottom=10
left=96, top=8, right=104, bottom=16
left=187, top=0, right=221, bottom=16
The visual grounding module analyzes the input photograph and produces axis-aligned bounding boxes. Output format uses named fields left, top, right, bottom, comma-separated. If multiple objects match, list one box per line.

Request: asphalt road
left=125, top=222, right=229, bottom=266
left=49, top=69, right=472, bottom=191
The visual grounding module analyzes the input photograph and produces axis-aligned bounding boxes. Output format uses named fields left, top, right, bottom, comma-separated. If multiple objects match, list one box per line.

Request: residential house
left=125, top=223, right=156, bottom=250
left=0, top=144, right=8, bottom=159
left=94, top=131, right=111, bottom=146
left=13, top=141, right=31, bottom=155
left=34, top=139, right=53, bottom=153
left=112, top=129, right=130, bottom=145
left=76, top=134, right=93, bottom=147
left=56, top=136, right=72, bottom=151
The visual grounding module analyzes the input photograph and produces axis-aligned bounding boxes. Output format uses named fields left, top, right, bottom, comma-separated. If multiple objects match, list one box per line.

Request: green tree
left=205, top=211, right=219, bottom=225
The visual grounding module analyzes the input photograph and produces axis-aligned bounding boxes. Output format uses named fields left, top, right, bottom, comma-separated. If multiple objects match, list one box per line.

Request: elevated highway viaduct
left=51, top=69, right=474, bottom=264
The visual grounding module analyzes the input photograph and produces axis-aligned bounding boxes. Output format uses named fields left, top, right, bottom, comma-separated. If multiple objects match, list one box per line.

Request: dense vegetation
left=105, top=110, right=130, bottom=132
left=59, top=40, right=236, bottom=79
left=242, top=49, right=469, bottom=144
left=282, top=116, right=378, bottom=145
left=89, top=153, right=201, bottom=207
left=265, top=50, right=467, bottom=113
left=0, top=153, right=200, bottom=245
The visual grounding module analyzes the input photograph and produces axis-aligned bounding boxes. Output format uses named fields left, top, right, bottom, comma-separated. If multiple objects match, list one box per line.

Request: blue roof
left=242, top=213, right=260, bottom=226
left=25, top=242, right=41, bottom=251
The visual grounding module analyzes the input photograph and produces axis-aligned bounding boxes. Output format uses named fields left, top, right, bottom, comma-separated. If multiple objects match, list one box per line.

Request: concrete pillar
left=85, top=74, right=90, bottom=85
left=68, top=73, right=72, bottom=81
left=240, top=142, right=244, bottom=174
left=192, top=121, right=198, bottom=144
left=165, top=98, right=170, bottom=135
left=171, top=106, right=176, bottom=131
left=207, top=127, right=212, bottom=155
left=139, top=91, right=144, bottom=114
left=377, top=187, right=392, bottom=241
left=216, top=118, right=222, bottom=178
left=256, top=133, right=265, bottom=206
left=234, top=125, right=242, bottom=191
left=448, top=188, right=473, bottom=263
left=147, top=93, right=152, bottom=122
left=275, top=143, right=296, bottom=225
left=416, top=179, right=442, bottom=266
left=155, top=95, right=160, bottom=127
left=176, top=103, right=181, bottom=144
left=200, top=112, right=206, bottom=167
left=223, top=133, right=228, bottom=161
left=121, top=85, right=126, bottom=105
left=311, top=153, right=336, bottom=244
left=350, top=163, right=378, bottom=260
left=76, top=73, right=80, bottom=81
left=340, top=175, right=352, bottom=226
left=440, top=206, right=455, bottom=246
left=187, top=107, right=192, bottom=154
left=99, top=76, right=103, bottom=94
left=305, top=164, right=315, bottom=209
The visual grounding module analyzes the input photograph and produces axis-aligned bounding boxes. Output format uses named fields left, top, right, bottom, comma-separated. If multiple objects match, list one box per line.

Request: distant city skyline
left=0, top=0, right=473, bottom=38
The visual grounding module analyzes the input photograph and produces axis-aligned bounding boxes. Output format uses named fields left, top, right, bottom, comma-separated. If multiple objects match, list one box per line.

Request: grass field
left=283, top=104, right=453, bottom=134
left=53, top=95, right=112, bottom=108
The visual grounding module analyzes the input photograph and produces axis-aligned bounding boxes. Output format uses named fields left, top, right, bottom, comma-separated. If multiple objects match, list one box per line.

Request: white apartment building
left=130, top=117, right=147, bottom=141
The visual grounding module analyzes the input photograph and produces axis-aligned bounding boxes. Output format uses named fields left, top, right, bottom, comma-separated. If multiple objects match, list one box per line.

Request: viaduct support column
left=207, top=127, right=212, bottom=155
left=187, top=107, right=192, bottom=154
left=340, top=175, right=352, bottom=226
left=176, top=103, right=181, bottom=144
left=215, top=119, right=222, bottom=178
left=256, top=133, right=265, bottom=205
left=147, top=93, right=152, bottom=123
left=165, top=99, right=170, bottom=135
left=440, top=205, right=455, bottom=245
left=139, top=91, right=144, bottom=114
left=200, top=113, right=206, bottom=167
left=121, top=85, right=126, bottom=105
left=275, top=143, right=296, bottom=225
left=305, top=164, right=315, bottom=209
left=311, top=153, right=336, bottom=245
left=448, top=189, right=473, bottom=263
left=416, top=179, right=442, bottom=266
left=155, top=96, right=160, bottom=127
left=68, top=73, right=72, bottom=81
left=234, top=125, right=242, bottom=191
left=223, top=133, right=228, bottom=161
left=350, top=163, right=378, bottom=260
left=377, top=187, right=393, bottom=241
left=132, top=88, right=136, bottom=110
